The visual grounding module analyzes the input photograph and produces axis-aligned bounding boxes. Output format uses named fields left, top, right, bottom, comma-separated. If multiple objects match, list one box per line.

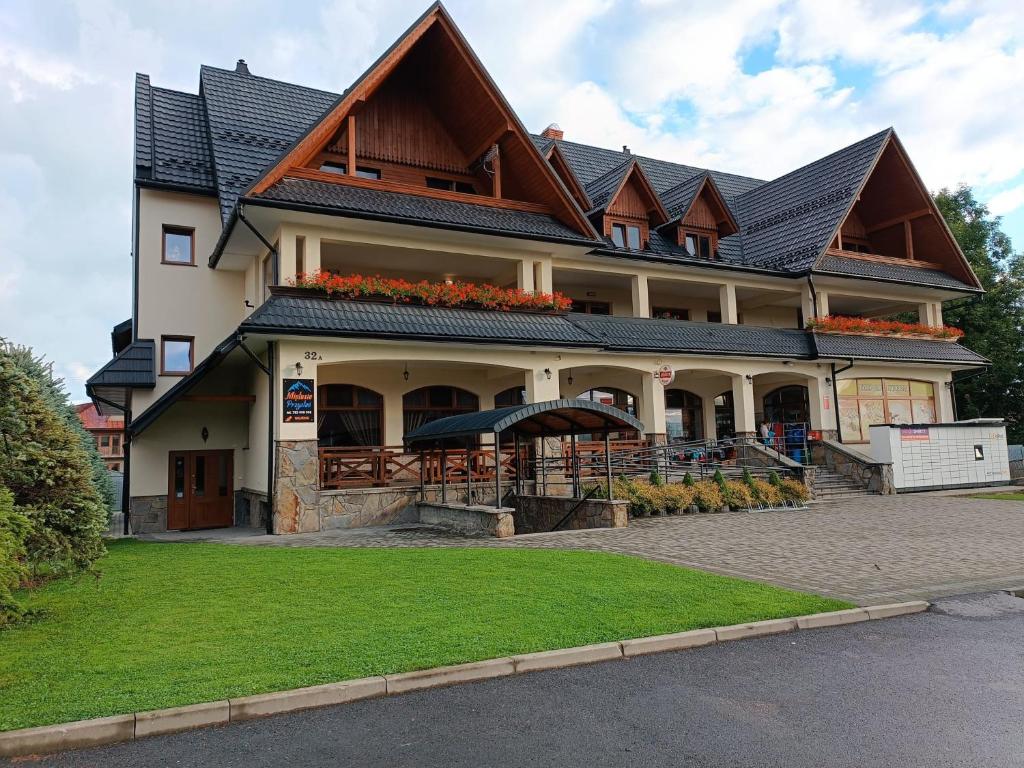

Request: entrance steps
left=809, top=467, right=872, bottom=501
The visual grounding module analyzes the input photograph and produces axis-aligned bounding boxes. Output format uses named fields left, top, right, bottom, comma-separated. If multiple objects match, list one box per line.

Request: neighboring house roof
left=254, top=177, right=596, bottom=246
left=75, top=402, right=125, bottom=431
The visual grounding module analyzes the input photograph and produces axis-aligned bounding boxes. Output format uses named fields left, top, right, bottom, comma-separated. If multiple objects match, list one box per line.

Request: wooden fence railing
left=319, top=445, right=528, bottom=490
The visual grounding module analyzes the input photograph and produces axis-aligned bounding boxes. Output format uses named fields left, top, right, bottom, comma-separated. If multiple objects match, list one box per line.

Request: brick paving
left=142, top=492, right=1024, bottom=605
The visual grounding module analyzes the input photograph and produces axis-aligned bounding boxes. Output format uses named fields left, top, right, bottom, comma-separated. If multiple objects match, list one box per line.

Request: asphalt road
left=16, top=592, right=1024, bottom=768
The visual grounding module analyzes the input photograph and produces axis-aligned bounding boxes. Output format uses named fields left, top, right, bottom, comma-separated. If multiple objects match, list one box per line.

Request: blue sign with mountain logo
left=283, top=379, right=314, bottom=423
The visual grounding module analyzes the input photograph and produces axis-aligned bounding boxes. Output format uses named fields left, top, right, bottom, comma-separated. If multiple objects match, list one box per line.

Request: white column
left=701, top=396, right=718, bottom=441
left=937, top=378, right=955, bottom=421
left=719, top=283, right=738, bottom=324
left=534, top=259, right=553, bottom=294
left=305, top=234, right=321, bottom=275
left=517, top=260, right=535, bottom=293
left=732, top=374, right=756, bottom=436
left=801, top=286, right=816, bottom=325
left=807, top=375, right=837, bottom=432
left=278, top=229, right=296, bottom=285
left=631, top=274, right=650, bottom=318
left=526, top=366, right=560, bottom=403
left=640, top=372, right=667, bottom=438
left=383, top=390, right=404, bottom=447
left=816, top=291, right=830, bottom=318
left=918, top=302, right=943, bottom=328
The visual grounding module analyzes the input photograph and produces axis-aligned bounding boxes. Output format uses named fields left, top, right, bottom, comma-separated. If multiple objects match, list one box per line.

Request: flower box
left=286, top=271, right=572, bottom=314
left=807, top=315, right=963, bottom=341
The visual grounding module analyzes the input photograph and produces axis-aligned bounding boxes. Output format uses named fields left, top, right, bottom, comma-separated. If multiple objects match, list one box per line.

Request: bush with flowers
left=807, top=315, right=963, bottom=340
left=289, top=270, right=573, bottom=313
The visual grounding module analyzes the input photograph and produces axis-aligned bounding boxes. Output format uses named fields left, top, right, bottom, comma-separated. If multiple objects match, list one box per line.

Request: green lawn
left=970, top=492, right=1024, bottom=501
left=0, top=541, right=849, bottom=731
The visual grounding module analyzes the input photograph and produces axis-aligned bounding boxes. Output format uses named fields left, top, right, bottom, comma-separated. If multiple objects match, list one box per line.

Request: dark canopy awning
left=404, top=399, right=645, bottom=447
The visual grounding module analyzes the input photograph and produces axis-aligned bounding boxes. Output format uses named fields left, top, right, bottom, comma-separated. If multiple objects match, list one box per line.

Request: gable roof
left=244, top=2, right=596, bottom=240
left=730, top=129, right=891, bottom=272
left=134, top=74, right=215, bottom=193
left=659, top=171, right=739, bottom=236
left=583, top=157, right=670, bottom=226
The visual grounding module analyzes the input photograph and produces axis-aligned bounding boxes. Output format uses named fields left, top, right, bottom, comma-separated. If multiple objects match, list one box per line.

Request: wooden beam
left=346, top=115, right=356, bottom=177
left=904, top=218, right=914, bottom=260
left=466, top=126, right=510, bottom=168
left=825, top=247, right=941, bottom=271
left=864, top=208, right=930, bottom=235
left=179, top=395, right=257, bottom=403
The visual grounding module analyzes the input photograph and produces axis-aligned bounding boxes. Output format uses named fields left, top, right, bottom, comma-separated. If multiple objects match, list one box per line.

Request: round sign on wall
left=655, top=364, right=675, bottom=387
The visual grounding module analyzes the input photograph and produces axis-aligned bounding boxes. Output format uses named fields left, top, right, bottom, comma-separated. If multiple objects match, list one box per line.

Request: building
left=87, top=2, right=991, bottom=535
left=75, top=402, right=125, bottom=472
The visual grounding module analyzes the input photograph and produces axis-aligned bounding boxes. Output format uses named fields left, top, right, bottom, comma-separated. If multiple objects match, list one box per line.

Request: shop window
left=714, top=391, right=735, bottom=439
left=665, top=389, right=703, bottom=442
left=576, top=387, right=638, bottom=441
left=317, top=384, right=384, bottom=447
left=762, top=386, right=810, bottom=425
left=837, top=378, right=936, bottom=443
left=494, top=387, right=527, bottom=407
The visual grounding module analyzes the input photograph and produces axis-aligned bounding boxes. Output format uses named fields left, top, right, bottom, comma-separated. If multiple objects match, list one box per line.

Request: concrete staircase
left=810, top=467, right=872, bottom=501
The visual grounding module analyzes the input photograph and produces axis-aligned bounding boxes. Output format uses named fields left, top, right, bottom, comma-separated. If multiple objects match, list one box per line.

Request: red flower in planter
left=289, top=271, right=573, bottom=312
left=807, top=315, right=964, bottom=340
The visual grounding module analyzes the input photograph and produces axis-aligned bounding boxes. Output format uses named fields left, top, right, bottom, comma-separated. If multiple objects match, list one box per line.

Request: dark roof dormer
left=584, top=158, right=668, bottom=250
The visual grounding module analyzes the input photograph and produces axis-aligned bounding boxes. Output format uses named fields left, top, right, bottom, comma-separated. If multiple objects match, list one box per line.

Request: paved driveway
left=145, top=491, right=1024, bottom=604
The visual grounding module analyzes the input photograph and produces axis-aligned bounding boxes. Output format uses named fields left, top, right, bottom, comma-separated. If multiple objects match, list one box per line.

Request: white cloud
left=988, top=184, right=1024, bottom=216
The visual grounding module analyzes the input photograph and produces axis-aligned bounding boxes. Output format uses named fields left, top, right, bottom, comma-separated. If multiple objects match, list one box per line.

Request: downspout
left=830, top=359, right=855, bottom=444
left=237, top=335, right=274, bottom=535
left=238, top=204, right=279, bottom=286
left=806, top=275, right=820, bottom=324
left=92, top=392, right=132, bottom=536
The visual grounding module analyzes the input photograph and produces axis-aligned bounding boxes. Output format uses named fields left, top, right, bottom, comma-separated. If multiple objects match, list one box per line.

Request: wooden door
left=167, top=450, right=234, bottom=530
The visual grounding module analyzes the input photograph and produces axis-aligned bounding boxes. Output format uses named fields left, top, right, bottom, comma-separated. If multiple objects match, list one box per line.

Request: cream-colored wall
left=130, top=400, right=252, bottom=496
left=135, top=189, right=246, bottom=409
left=245, top=358, right=271, bottom=493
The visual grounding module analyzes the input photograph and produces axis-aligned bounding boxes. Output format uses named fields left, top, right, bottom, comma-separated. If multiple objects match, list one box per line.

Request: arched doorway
left=403, top=386, right=479, bottom=447
left=665, top=389, right=703, bottom=442
left=576, top=387, right=638, bottom=441
left=317, top=384, right=383, bottom=447
left=494, top=386, right=527, bottom=407
left=714, top=391, right=735, bottom=439
left=762, top=385, right=810, bottom=425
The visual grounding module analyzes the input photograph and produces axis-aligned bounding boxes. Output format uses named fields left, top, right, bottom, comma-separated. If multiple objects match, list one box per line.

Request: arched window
left=494, top=386, right=527, bottom=407
left=576, top=387, right=636, bottom=415
left=665, top=389, right=703, bottom=442
left=318, top=384, right=383, bottom=447
left=762, top=385, right=810, bottom=425
left=714, top=391, right=735, bottom=439
left=403, top=386, right=479, bottom=446
left=837, top=378, right=937, bottom=443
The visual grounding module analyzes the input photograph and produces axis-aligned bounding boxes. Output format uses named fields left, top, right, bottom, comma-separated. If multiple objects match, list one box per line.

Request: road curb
left=0, top=601, right=931, bottom=757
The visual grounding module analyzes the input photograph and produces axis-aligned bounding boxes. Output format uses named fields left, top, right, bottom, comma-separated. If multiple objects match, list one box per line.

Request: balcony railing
left=319, top=445, right=530, bottom=490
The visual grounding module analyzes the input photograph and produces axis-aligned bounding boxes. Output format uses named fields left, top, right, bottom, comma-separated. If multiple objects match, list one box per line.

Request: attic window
left=317, top=162, right=380, bottom=180
left=426, top=177, right=476, bottom=194
left=611, top=223, right=642, bottom=250
left=319, top=161, right=347, bottom=174
left=683, top=232, right=712, bottom=259
left=355, top=166, right=381, bottom=180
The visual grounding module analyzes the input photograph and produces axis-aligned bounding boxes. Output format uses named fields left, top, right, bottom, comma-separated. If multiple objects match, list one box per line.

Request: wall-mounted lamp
left=824, top=377, right=832, bottom=385
left=567, top=368, right=574, bottom=385
left=544, top=368, right=552, bottom=380
left=295, top=361, right=303, bottom=376
left=403, top=363, right=410, bottom=382
left=244, top=299, right=255, bottom=309
left=782, top=360, right=794, bottom=367
left=201, top=427, right=209, bottom=443
left=744, top=374, right=753, bottom=383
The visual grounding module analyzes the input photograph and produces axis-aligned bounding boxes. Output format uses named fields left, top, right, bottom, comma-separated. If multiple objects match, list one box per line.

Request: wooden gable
left=249, top=4, right=595, bottom=238
left=679, top=176, right=738, bottom=237
left=829, top=134, right=981, bottom=287
left=605, top=162, right=669, bottom=226
left=545, top=142, right=591, bottom=211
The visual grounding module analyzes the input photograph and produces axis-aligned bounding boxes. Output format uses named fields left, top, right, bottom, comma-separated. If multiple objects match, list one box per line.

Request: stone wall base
left=129, top=495, right=167, bottom=534
left=511, top=494, right=629, bottom=534
left=418, top=502, right=515, bottom=538
left=235, top=488, right=270, bottom=529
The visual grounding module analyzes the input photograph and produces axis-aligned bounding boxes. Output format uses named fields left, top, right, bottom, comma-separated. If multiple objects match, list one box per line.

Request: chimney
left=540, top=123, right=564, bottom=141
left=622, top=145, right=631, bottom=154
left=235, top=59, right=250, bottom=75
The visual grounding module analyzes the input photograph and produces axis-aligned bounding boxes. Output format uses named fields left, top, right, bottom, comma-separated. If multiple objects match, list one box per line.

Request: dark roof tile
left=814, top=254, right=979, bottom=292
left=813, top=333, right=989, bottom=364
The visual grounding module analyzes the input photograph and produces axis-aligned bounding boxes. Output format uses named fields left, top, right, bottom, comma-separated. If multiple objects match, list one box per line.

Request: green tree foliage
left=936, top=186, right=1024, bottom=442
left=0, top=343, right=107, bottom=585
left=0, top=486, right=30, bottom=626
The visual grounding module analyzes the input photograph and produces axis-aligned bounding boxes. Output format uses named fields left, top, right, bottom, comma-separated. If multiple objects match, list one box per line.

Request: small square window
left=319, top=161, right=347, bottom=174
left=426, top=177, right=452, bottom=190
left=974, top=445, right=984, bottom=461
left=161, top=337, right=194, bottom=375
left=454, top=181, right=476, bottom=194
left=355, top=166, right=381, bottom=180
left=684, top=233, right=698, bottom=257
left=698, top=235, right=711, bottom=259
left=100, top=435, right=110, bottom=448
left=610, top=224, right=626, bottom=248
left=162, top=226, right=194, bottom=265
left=626, top=225, right=642, bottom=250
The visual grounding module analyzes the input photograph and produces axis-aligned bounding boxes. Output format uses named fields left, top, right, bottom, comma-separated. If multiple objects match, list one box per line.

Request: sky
left=2, top=0, right=1023, bottom=401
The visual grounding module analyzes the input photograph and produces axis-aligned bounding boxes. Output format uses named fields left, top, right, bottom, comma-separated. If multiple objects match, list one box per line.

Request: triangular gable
left=247, top=2, right=596, bottom=239
left=545, top=141, right=592, bottom=211
left=660, top=172, right=738, bottom=237
left=585, top=158, right=669, bottom=226
left=819, top=132, right=982, bottom=288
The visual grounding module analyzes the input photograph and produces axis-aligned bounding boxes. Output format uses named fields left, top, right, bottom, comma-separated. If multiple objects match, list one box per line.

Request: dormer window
left=682, top=232, right=712, bottom=259
left=610, top=222, right=643, bottom=250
